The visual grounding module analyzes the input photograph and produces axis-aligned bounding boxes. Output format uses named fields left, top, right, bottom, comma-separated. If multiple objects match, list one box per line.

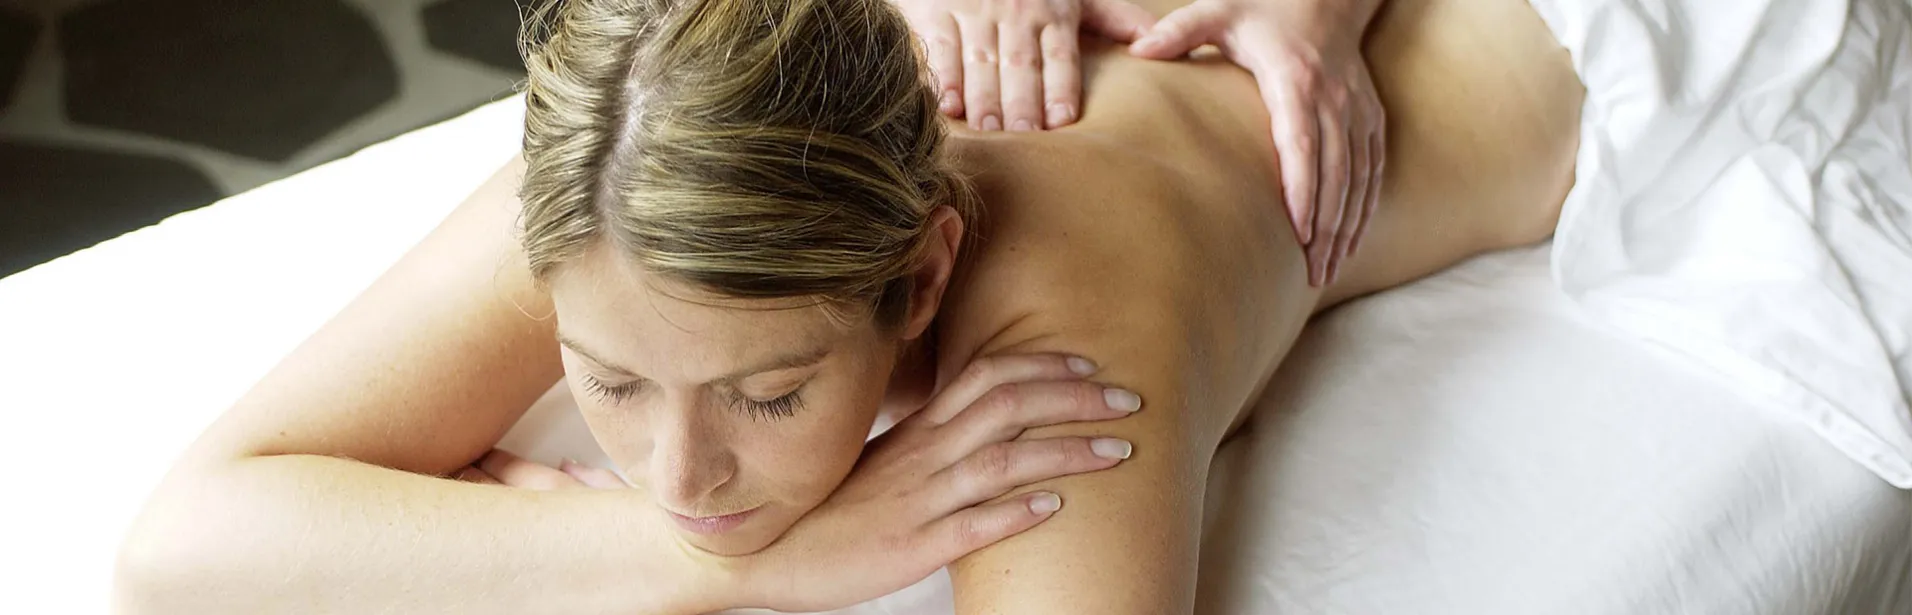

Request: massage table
left=2, top=97, right=1907, bottom=613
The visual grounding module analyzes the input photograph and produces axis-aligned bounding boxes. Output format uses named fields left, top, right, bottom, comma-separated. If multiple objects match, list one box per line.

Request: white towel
left=1532, top=0, right=1912, bottom=486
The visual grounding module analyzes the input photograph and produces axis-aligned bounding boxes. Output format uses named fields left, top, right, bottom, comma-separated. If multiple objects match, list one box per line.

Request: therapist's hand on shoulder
left=458, top=353, right=1140, bottom=613
left=1129, top=0, right=1386, bottom=286
left=898, top=0, right=1157, bottom=130
left=747, top=352, right=1140, bottom=612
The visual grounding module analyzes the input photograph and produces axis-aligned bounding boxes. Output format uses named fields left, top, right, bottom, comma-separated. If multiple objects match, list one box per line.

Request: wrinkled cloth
left=1536, top=0, right=1912, bottom=486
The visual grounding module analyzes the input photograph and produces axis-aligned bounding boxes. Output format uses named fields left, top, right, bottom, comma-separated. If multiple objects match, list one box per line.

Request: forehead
left=546, top=243, right=844, bottom=379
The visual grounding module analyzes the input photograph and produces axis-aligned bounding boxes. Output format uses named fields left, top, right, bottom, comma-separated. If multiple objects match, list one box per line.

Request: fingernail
left=940, top=91, right=960, bottom=113
left=1067, top=356, right=1098, bottom=375
left=981, top=115, right=1002, bottom=131
left=1011, top=119, right=1035, bottom=132
left=1104, top=388, right=1142, bottom=412
left=1131, top=36, right=1157, bottom=51
left=1029, top=492, right=1062, bottom=514
left=1047, top=103, right=1073, bottom=127
left=1091, top=438, right=1133, bottom=459
left=560, top=457, right=577, bottom=468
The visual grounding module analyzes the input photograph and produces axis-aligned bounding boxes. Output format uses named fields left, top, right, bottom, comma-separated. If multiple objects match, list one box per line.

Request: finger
left=477, top=449, right=581, bottom=491
left=1331, top=113, right=1373, bottom=285
left=956, top=17, right=1003, bottom=131
left=1081, top=0, right=1156, bottom=43
left=914, top=353, right=1100, bottom=425
left=927, top=491, right=1063, bottom=561
left=1351, top=119, right=1384, bottom=256
left=1128, top=0, right=1227, bottom=59
left=453, top=465, right=501, bottom=485
left=998, top=24, right=1045, bottom=132
left=935, top=437, right=1128, bottom=512
left=937, top=380, right=1141, bottom=459
left=922, top=14, right=966, bottom=118
left=1266, top=79, right=1320, bottom=250
left=559, top=458, right=629, bottom=489
left=1039, top=25, right=1081, bottom=128
left=1309, top=107, right=1351, bottom=287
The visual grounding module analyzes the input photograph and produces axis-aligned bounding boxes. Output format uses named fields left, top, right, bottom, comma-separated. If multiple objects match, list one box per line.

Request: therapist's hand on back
left=898, top=0, right=1386, bottom=287
left=1128, top=0, right=1386, bottom=287
left=897, top=0, right=1158, bottom=130
left=459, top=352, right=1140, bottom=612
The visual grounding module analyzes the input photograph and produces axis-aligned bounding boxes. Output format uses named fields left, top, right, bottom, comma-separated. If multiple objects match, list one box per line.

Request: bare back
left=170, top=0, right=1583, bottom=611
left=928, top=0, right=1582, bottom=610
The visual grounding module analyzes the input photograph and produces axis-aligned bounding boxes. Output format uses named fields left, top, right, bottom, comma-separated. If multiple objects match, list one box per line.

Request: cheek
left=750, top=368, right=892, bottom=501
left=563, top=373, right=655, bottom=478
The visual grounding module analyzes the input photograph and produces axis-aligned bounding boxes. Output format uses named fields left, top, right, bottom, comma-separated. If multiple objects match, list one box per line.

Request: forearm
left=115, top=454, right=735, bottom=615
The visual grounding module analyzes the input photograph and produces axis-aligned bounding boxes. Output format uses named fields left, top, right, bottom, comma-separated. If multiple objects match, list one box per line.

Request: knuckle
left=1066, top=382, right=1102, bottom=413
left=1324, top=84, right=1352, bottom=107
left=1041, top=41, right=1077, bottom=63
left=953, top=515, right=992, bottom=548
left=965, top=46, right=1000, bottom=66
left=978, top=385, right=1025, bottom=420
left=1288, top=71, right=1321, bottom=97
left=1350, top=161, right=1373, bottom=183
left=958, top=359, right=1000, bottom=390
left=1003, top=48, right=1041, bottom=68
left=1287, top=132, right=1319, bottom=157
left=1324, top=157, right=1350, bottom=178
left=973, top=443, right=1017, bottom=478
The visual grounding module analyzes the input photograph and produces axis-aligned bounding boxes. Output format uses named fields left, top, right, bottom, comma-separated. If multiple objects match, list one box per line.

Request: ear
left=899, top=206, right=965, bottom=341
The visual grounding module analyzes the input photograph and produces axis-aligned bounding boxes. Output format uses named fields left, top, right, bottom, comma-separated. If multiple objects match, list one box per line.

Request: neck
left=880, top=332, right=941, bottom=421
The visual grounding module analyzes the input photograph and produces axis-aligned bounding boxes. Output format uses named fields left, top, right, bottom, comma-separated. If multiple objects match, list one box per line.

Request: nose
left=650, top=393, right=737, bottom=511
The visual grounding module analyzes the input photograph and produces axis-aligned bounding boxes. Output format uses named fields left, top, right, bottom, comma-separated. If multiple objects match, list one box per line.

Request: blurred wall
left=0, top=0, right=527, bottom=277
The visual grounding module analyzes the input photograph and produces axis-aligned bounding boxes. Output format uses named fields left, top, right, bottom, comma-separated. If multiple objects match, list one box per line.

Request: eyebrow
left=554, top=332, right=832, bottom=384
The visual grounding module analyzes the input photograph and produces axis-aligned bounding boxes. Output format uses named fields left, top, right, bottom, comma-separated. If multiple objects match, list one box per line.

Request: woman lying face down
left=515, top=0, right=1117, bottom=557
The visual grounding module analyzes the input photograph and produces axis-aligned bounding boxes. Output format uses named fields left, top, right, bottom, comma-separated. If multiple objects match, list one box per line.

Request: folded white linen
left=1531, top=0, right=1912, bottom=486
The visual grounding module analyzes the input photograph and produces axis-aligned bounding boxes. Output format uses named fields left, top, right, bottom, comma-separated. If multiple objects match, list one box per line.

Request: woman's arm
left=116, top=453, right=730, bottom=614
left=111, top=159, right=721, bottom=613
left=115, top=157, right=1140, bottom=612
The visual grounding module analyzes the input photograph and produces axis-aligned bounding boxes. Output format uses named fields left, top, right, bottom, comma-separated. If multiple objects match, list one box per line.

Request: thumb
left=1081, top=0, right=1156, bottom=43
left=1128, top=0, right=1228, bottom=59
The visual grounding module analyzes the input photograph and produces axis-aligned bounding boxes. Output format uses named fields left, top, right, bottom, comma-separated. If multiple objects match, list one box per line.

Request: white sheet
left=3, top=29, right=1909, bottom=611
left=504, top=245, right=1912, bottom=615
left=1535, top=0, right=1912, bottom=486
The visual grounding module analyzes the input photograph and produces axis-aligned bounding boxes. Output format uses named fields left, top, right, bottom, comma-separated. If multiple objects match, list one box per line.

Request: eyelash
left=732, top=390, right=805, bottom=422
left=580, top=374, right=643, bottom=405
left=579, top=375, right=806, bottom=421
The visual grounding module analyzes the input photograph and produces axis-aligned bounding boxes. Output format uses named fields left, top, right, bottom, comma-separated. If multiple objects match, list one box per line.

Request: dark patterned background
left=0, top=0, right=528, bottom=277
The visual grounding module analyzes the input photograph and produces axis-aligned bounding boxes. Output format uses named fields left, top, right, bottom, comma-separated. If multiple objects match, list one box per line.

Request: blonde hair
left=515, top=0, right=972, bottom=325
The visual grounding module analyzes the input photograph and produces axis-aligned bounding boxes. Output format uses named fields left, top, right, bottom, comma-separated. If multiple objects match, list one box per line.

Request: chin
left=666, top=507, right=795, bottom=556
left=679, top=525, right=784, bottom=556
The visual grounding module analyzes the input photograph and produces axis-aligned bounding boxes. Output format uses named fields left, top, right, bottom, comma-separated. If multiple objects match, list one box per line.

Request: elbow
left=112, top=466, right=254, bottom=614
left=114, top=520, right=185, bottom=614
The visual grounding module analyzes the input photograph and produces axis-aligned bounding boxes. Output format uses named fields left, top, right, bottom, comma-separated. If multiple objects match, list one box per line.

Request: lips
left=667, top=507, right=758, bottom=535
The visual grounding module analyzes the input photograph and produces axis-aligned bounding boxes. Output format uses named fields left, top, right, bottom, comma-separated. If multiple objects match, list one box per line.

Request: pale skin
left=114, top=0, right=1581, bottom=612
left=904, top=0, right=1389, bottom=285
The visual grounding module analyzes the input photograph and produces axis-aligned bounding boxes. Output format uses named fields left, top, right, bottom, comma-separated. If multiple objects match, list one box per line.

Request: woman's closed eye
left=581, top=372, right=806, bottom=420
left=732, top=387, right=806, bottom=421
left=581, top=373, right=645, bottom=405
